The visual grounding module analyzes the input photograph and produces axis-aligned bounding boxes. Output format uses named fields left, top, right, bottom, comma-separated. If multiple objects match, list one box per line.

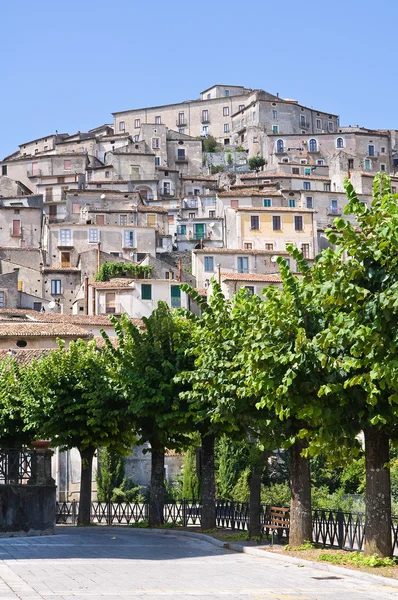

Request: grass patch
left=319, top=551, right=397, bottom=568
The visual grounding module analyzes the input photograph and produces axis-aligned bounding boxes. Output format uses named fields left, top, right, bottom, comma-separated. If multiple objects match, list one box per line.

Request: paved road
left=0, top=527, right=395, bottom=599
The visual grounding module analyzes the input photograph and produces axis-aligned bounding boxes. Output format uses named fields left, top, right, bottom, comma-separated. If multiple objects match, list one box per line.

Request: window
left=244, top=243, right=253, bottom=250
left=204, top=256, right=214, bottom=272
left=224, top=89, right=230, bottom=96
left=381, top=163, right=386, bottom=172
left=265, top=243, right=274, bottom=251
left=189, top=212, right=195, bottom=219
left=328, top=121, right=334, bottom=132
left=300, top=115, right=306, bottom=126
left=88, top=228, right=99, bottom=243
left=119, top=214, right=127, bottom=226
left=155, top=116, right=161, bottom=124
left=123, top=230, right=135, bottom=248
left=393, top=187, right=397, bottom=194
left=96, top=215, right=105, bottom=225
left=224, top=123, right=230, bottom=133
left=304, top=168, right=311, bottom=176
left=141, top=284, right=152, bottom=300
left=303, top=181, right=311, bottom=190
left=239, top=104, right=245, bottom=111
left=202, top=109, right=209, bottom=122
left=263, top=198, right=272, bottom=207
left=272, top=110, right=278, bottom=120
left=177, top=148, right=186, bottom=160
left=295, top=216, right=303, bottom=231
left=276, top=139, right=284, bottom=153
left=178, top=224, right=186, bottom=234
left=348, top=158, right=354, bottom=169
left=300, top=159, right=307, bottom=165
left=231, top=199, right=239, bottom=209
left=368, top=145, right=375, bottom=157
left=59, top=228, right=72, bottom=245
left=152, top=138, right=159, bottom=149
left=223, top=107, right=229, bottom=117
left=336, top=137, right=344, bottom=148
left=316, top=119, right=322, bottom=129
left=364, top=159, right=371, bottom=170
left=134, top=134, right=139, bottom=142
left=51, top=280, right=62, bottom=295
left=119, top=121, right=125, bottom=132
left=134, top=118, right=140, bottom=128
left=244, top=286, right=255, bottom=295
left=317, top=159, right=324, bottom=165
left=156, top=237, right=164, bottom=248
left=72, top=202, right=79, bottom=214
left=292, top=167, right=300, bottom=175
left=209, top=210, right=215, bottom=218
left=0, top=291, right=5, bottom=308
left=273, top=125, right=279, bottom=134
left=324, top=183, right=331, bottom=191
left=253, top=136, right=258, bottom=143
left=289, top=199, right=296, bottom=208
left=33, top=302, right=42, bottom=312
left=309, top=139, right=317, bottom=152
left=237, top=257, right=249, bottom=273
left=207, top=93, right=211, bottom=99
left=1, top=165, right=7, bottom=176
left=147, top=214, right=156, bottom=227
left=224, top=138, right=230, bottom=145
left=64, top=159, right=71, bottom=170
left=155, top=156, right=161, bottom=166
left=306, top=196, right=313, bottom=209
left=250, top=215, right=260, bottom=230
left=45, top=187, right=53, bottom=202
left=178, top=112, right=185, bottom=125
left=272, top=215, right=281, bottom=230
left=17, top=280, right=24, bottom=292
left=381, top=146, right=386, bottom=154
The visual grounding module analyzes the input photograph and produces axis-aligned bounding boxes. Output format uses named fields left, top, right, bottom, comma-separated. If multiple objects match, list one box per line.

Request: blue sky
left=1, top=0, right=396, bottom=159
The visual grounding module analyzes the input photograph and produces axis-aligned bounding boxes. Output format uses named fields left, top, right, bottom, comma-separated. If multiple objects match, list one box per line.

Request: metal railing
left=27, top=169, right=42, bottom=178
left=0, top=449, right=35, bottom=484
left=176, top=118, right=187, bottom=127
left=56, top=500, right=398, bottom=554
left=327, top=206, right=342, bottom=215
left=98, top=303, right=124, bottom=315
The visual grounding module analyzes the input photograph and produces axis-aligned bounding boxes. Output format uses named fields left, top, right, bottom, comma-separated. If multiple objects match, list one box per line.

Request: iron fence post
left=107, top=501, right=112, bottom=526
left=337, top=509, right=344, bottom=549
left=182, top=499, right=187, bottom=527
left=72, top=500, right=77, bottom=525
left=231, top=501, right=235, bottom=531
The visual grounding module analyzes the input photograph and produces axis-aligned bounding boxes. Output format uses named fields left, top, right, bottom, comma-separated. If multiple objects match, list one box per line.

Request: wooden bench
left=263, top=506, right=290, bottom=544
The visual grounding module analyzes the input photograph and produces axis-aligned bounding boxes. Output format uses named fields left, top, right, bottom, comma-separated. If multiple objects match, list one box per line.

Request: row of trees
left=1, top=173, right=397, bottom=556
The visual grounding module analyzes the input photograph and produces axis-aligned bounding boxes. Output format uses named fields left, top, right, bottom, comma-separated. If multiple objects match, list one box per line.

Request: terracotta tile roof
left=221, top=272, right=282, bottom=283
left=93, top=335, right=119, bottom=348
left=0, top=323, right=91, bottom=337
left=0, top=349, right=50, bottom=364
left=89, top=279, right=135, bottom=289
left=193, top=248, right=289, bottom=255
left=0, top=309, right=145, bottom=329
left=233, top=206, right=315, bottom=213
left=218, top=189, right=282, bottom=197
left=137, top=206, right=167, bottom=213
left=42, top=267, right=81, bottom=272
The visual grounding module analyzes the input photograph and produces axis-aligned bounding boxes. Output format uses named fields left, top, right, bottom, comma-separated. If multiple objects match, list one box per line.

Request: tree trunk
left=201, top=432, right=216, bottom=530
left=78, top=447, right=95, bottom=526
left=249, top=459, right=263, bottom=538
left=364, top=428, right=392, bottom=557
left=149, top=446, right=165, bottom=527
left=289, top=439, right=312, bottom=547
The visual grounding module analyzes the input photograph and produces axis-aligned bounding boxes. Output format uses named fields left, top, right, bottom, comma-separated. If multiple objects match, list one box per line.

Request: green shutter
left=141, top=284, right=152, bottom=300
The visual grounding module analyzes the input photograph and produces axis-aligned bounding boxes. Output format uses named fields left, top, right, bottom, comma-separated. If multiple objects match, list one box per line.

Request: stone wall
left=0, top=485, right=55, bottom=533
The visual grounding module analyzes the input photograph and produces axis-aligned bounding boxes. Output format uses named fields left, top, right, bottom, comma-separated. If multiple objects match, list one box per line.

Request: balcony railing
left=10, top=227, right=23, bottom=238
left=300, top=120, right=310, bottom=128
left=327, top=206, right=342, bottom=215
left=175, top=155, right=188, bottom=163
left=183, top=199, right=198, bottom=209
left=201, top=115, right=210, bottom=124
left=27, top=169, right=42, bottom=178
left=176, top=118, right=187, bottom=127
left=98, top=303, right=123, bottom=315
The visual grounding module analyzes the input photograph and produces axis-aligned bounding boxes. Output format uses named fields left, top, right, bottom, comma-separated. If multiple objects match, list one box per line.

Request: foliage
left=210, top=165, right=225, bottom=175
left=227, top=153, right=233, bottom=166
left=0, top=358, right=34, bottom=447
left=234, top=145, right=246, bottom=153
left=182, top=446, right=200, bottom=500
left=232, top=468, right=250, bottom=502
left=248, top=156, right=266, bottom=172
left=319, top=552, right=397, bottom=567
left=216, top=436, right=250, bottom=499
left=111, top=479, right=146, bottom=503
left=23, top=339, right=135, bottom=454
left=96, top=448, right=125, bottom=502
left=96, top=262, right=152, bottom=282
left=261, top=483, right=291, bottom=506
left=201, top=135, right=219, bottom=153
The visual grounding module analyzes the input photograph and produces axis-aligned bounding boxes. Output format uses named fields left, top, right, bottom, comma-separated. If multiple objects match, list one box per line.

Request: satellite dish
left=270, top=255, right=278, bottom=263
left=100, top=194, right=106, bottom=200
left=48, top=301, right=56, bottom=309
left=209, top=222, right=215, bottom=227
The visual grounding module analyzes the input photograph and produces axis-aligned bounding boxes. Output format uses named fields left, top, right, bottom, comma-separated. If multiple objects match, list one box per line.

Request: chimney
left=177, top=260, right=182, bottom=282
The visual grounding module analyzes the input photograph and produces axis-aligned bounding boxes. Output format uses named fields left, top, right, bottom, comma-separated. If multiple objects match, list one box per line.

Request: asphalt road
left=0, top=527, right=395, bottom=599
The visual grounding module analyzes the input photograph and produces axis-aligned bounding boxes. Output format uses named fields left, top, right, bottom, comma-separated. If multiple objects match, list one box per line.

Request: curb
left=124, top=528, right=398, bottom=589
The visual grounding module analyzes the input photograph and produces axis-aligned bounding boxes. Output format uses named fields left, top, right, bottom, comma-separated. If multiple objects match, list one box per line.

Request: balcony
left=327, top=205, right=342, bottom=216
left=367, top=151, right=379, bottom=158
left=183, top=199, right=198, bottom=209
left=300, top=120, right=310, bottom=128
left=27, top=169, right=42, bottom=178
left=175, top=154, right=188, bottom=163
left=98, top=303, right=123, bottom=315
left=176, top=118, right=187, bottom=127
left=200, top=115, right=210, bottom=124
left=10, top=226, right=23, bottom=238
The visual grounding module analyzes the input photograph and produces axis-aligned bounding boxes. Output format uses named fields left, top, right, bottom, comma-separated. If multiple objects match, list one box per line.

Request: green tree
left=103, top=303, right=194, bottom=527
left=24, top=339, right=135, bottom=525
left=248, top=156, right=266, bottom=172
left=182, top=446, right=200, bottom=500
left=216, top=436, right=250, bottom=499
left=227, top=153, right=233, bottom=167
left=201, top=135, right=218, bottom=153
left=96, top=448, right=125, bottom=502
left=0, top=358, right=34, bottom=447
